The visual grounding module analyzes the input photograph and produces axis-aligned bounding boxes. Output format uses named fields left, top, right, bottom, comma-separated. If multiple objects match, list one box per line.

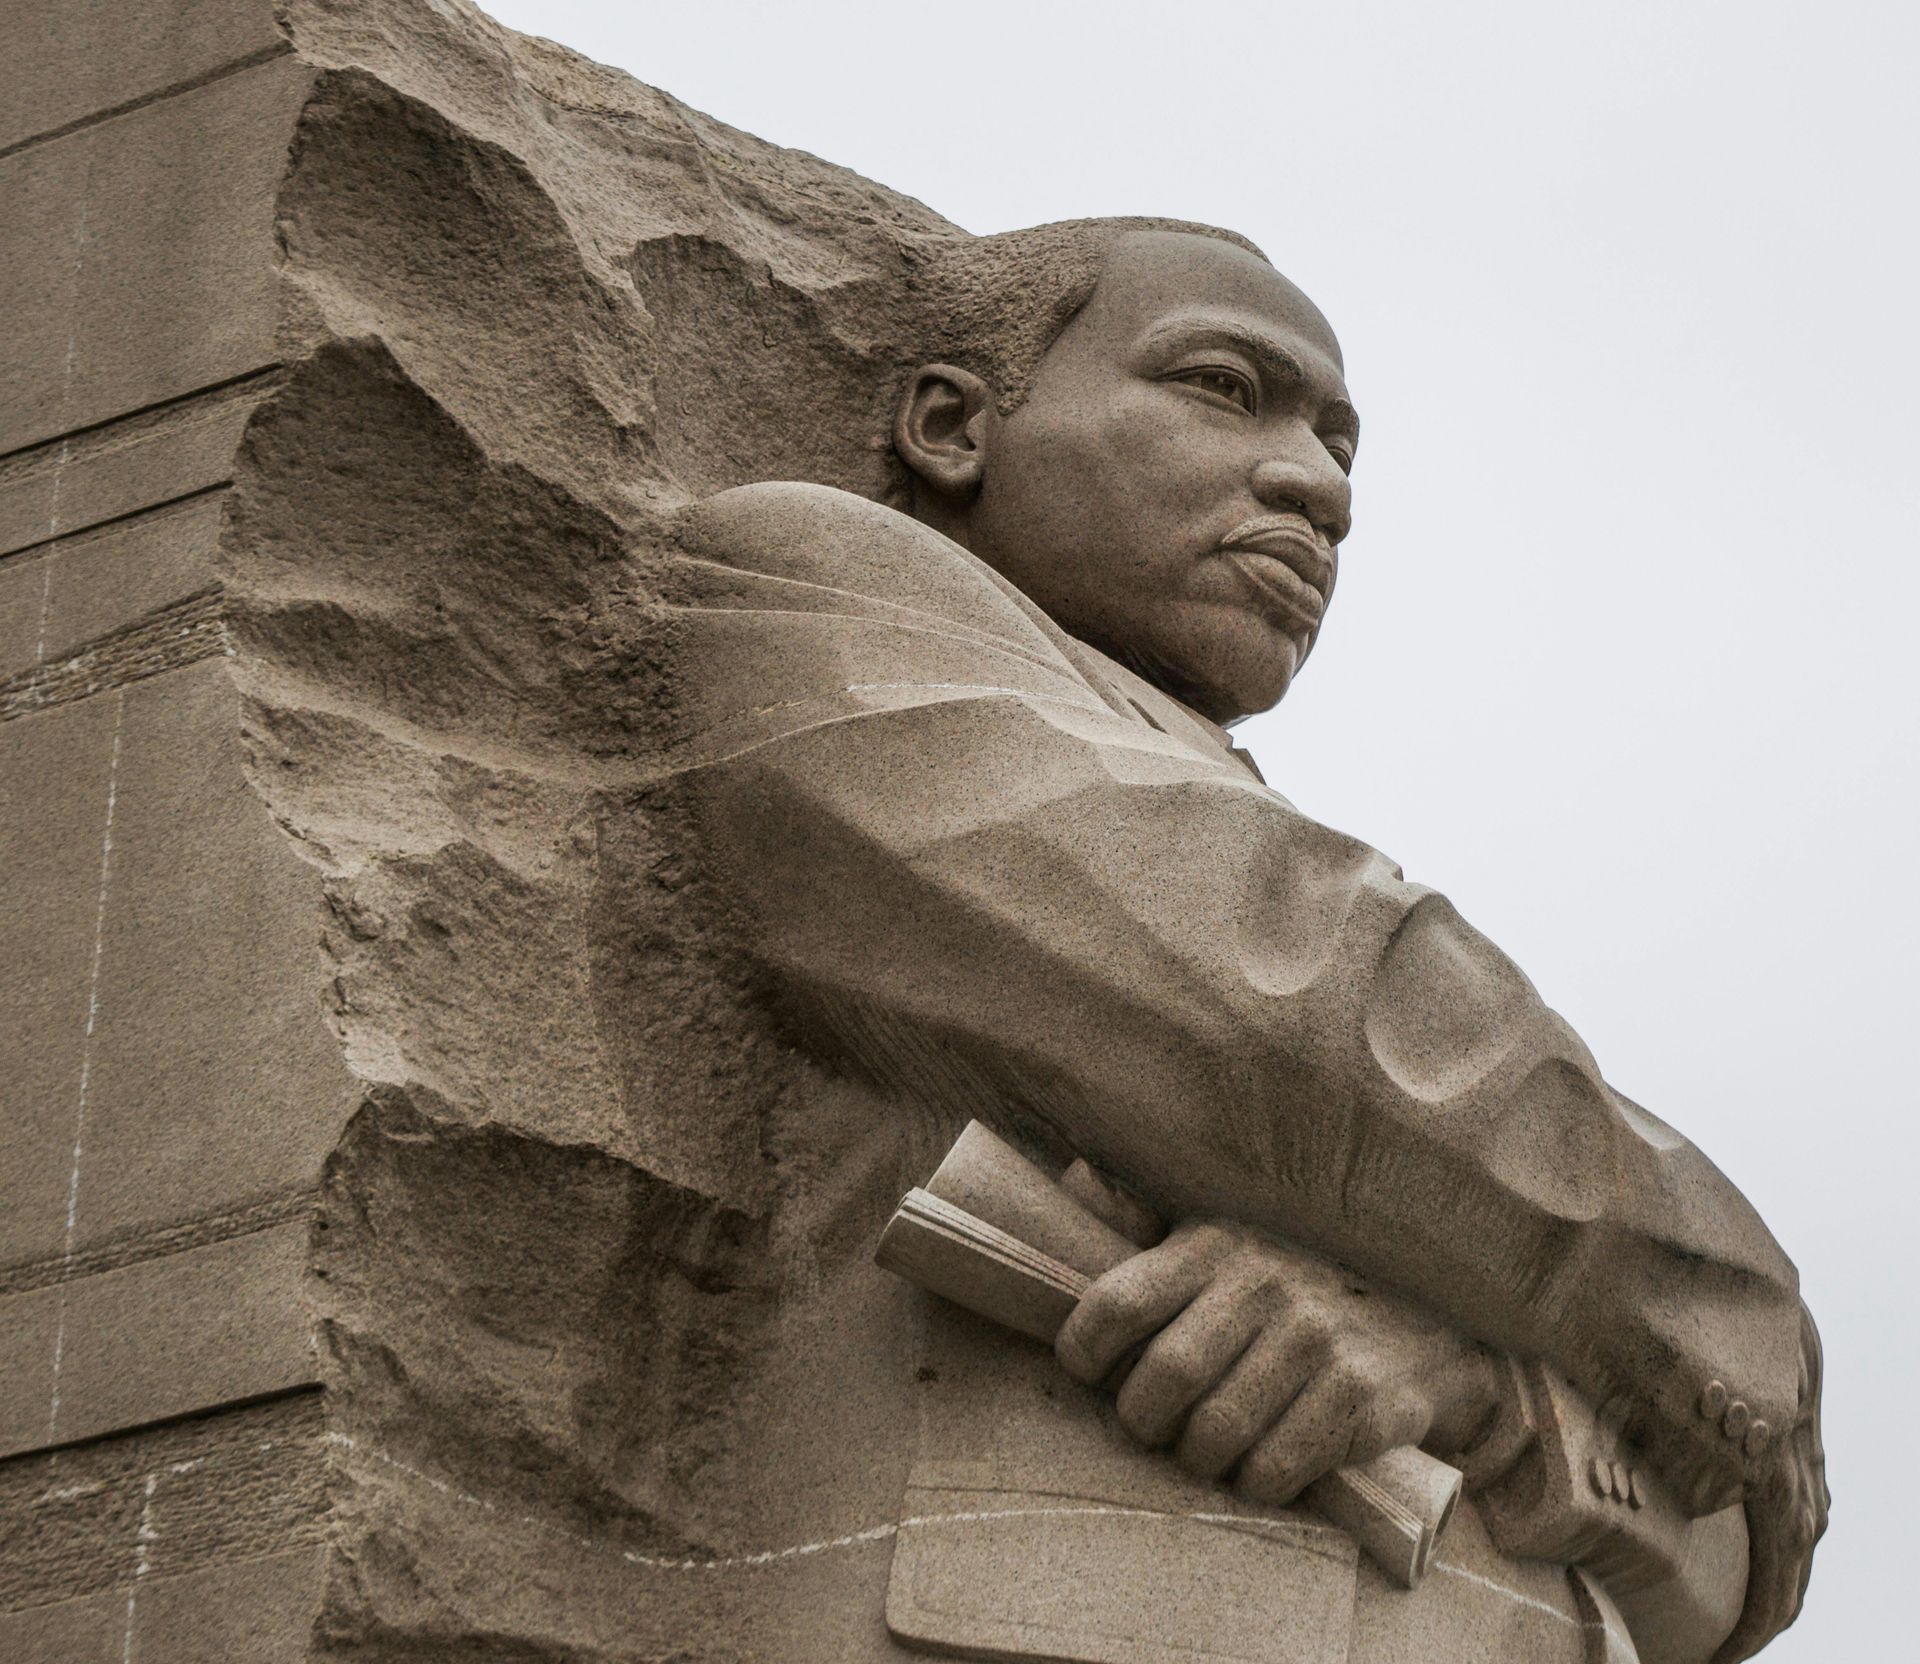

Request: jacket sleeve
left=657, top=481, right=1803, bottom=1509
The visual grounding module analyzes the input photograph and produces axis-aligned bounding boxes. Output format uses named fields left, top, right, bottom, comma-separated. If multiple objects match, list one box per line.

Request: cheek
left=977, top=420, right=1170, bottom=605
left=1024, top=393, right=1221, bottom=519
left=1105, top=391, right=1245, bottom=498
left=1085, top=421, right=1229, bottom=583
left=1027, top=414, right=1154, bottom=527
left=978, top=392, right=1288, bottom=708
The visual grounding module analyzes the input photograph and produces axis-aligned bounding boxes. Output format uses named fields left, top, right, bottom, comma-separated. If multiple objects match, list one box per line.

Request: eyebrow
left=1139, top=314, right=1360, bottom=438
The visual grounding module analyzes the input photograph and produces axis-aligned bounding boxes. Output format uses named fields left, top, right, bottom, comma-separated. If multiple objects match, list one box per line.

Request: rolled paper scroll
left=875, top=1121, right=1464, bottom=1590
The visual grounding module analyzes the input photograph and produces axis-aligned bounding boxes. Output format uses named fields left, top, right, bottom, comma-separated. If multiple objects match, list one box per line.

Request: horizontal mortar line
left=0, top=42, right=296, bottom=164
left=0, top=1383, right=324, bottom=1471
left=0, top=1188, right=318, bottom=1299
left=0, top=1388, right=325, bottom=1483
left=0, top=481, right=231, bottom=566
left=0, top=365, right=284, bottom=471
left=0, top=588, right=229, bottom=722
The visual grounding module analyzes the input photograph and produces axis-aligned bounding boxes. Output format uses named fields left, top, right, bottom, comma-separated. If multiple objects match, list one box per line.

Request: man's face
left=966, top=232, right=1358, bottom=723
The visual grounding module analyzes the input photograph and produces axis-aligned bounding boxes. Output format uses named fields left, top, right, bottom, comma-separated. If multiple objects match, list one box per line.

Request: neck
left=907, top=492, right=974, bottom=553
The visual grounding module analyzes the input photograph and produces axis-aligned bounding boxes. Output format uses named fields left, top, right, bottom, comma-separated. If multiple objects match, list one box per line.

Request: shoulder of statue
left=671, top=480, right=1129, bottom=693
left=673, top=482, right=1034, bottom=623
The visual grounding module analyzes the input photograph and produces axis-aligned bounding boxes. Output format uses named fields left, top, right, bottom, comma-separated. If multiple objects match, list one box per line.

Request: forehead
left=1067, top=231, right=1346, bottom=379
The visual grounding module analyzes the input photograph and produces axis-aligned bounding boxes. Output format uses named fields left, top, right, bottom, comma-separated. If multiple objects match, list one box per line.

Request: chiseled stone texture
left=202, top=2, right=979, bottom=1657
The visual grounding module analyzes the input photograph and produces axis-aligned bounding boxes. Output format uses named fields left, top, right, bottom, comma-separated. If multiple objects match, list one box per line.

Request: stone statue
left=15, top=3, right=1812, bottom=1657
left=649, top=220, right=1827, bottom=1662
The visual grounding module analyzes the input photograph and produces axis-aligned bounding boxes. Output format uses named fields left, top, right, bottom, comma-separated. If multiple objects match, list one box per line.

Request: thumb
left=1060, top=1159, right=1165, bottom=1248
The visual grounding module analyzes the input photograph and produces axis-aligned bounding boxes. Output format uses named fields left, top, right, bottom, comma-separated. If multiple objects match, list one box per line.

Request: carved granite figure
left=28, top=4, right=1816, bottom=1657
left=651, top=220, right=1827, bottom=1662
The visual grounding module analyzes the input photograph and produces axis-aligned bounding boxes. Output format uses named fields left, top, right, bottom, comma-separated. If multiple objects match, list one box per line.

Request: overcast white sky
left=491, top=2, right=1915, bottom=1652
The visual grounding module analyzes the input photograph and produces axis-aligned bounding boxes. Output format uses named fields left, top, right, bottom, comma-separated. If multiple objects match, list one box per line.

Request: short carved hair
left=905, top=217, right=1269, bottom=413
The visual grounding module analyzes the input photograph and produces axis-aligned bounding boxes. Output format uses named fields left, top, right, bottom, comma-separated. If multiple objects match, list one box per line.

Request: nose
left=1251, top=436, right=1352, bottom=545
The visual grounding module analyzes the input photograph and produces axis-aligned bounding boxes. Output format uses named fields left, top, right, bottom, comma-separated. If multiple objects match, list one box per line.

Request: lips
left=1218, top=513, right=1335, bottom=630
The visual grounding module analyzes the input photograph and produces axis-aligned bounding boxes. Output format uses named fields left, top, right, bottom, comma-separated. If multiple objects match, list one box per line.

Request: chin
left=1094, top=620, right=1301, bottom=725
left=1216, top=674, right=1294, bottom=724
left=1201, top=634, right=1305, bottom=724
left=1163, top=650, right=1298, bottom=727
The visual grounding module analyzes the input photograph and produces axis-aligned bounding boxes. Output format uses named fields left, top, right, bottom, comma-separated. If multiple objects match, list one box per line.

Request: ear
left=893, top=363, right=995, bottom=499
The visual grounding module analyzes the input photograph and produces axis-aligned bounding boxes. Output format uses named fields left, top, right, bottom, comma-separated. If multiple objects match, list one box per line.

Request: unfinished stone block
left=0, top=493, right=226, bottom=683
left=0, top=694, right=122, bottom=1269
left=0, top=0, right=288, bottom=153
left=76, top=660, right=352, bottom=1255
left=0, top=55, right=308, bottom=455
left=3, top=1220, right=314, bottom=1457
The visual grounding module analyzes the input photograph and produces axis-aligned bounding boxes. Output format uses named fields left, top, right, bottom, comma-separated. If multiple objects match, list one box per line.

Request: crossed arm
left=656, top=482, right=1823, bottom=1653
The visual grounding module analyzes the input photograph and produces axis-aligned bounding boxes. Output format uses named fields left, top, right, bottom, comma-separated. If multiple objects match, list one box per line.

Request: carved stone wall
left=2, top=6, right=340, bottom=1656
left=2, top=2, right=963, bottom=1658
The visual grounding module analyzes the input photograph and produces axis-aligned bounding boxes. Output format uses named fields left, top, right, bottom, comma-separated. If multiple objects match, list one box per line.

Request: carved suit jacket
left=650, top=481, right=1797, bottom=1654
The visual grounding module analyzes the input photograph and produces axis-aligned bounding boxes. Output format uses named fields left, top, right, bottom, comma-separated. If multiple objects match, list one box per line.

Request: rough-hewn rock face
left=235, top=5, right=981, bottom=1659
left=253, top=3, right=1031, bottom=1659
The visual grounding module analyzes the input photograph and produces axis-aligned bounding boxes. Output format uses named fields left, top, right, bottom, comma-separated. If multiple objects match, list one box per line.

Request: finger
left=1792, top=1534, right=1815, bottom=1628
left=1711, top=1499, right=1786, bottom=1664
left=1341, top=1396, right=1428, bottom=1471
left=1175, top=1322, right=1316, bottom=1481
left=1237, top=1374, right=1362, bottom=1508
left=1114, top=1281, right=1261, bottom=1447
left=1056, top=1245, right=1213, bottom=1384
left=1788, top=1489, right=1821, bottom=1629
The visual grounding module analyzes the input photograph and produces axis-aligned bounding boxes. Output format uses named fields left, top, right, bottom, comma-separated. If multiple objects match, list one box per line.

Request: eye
left=1172, top=366, right=1257, bottom=413
left=1325, top=440, right=1356, bottom=476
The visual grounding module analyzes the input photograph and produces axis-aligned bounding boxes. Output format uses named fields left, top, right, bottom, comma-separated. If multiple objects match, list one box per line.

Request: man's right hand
left=1713, top=1307, right=1829, bottom=1662
left=1055, top=1219, right=1500, bottom=1506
